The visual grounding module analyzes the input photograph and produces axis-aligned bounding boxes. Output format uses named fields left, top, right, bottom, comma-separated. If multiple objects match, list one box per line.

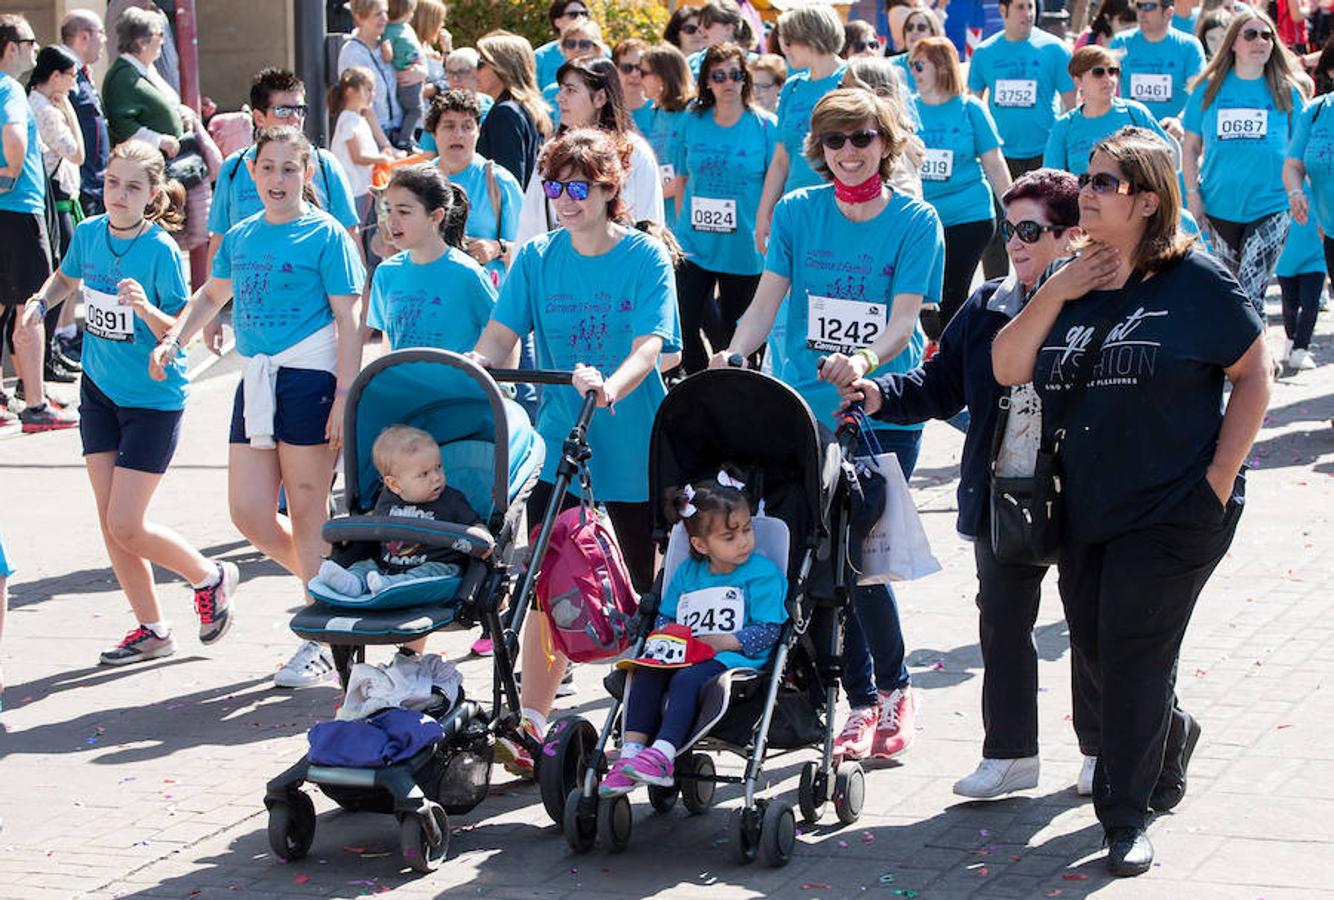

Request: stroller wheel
left=797, top=761, right=827, bottom=824
left=563, top=787, right=597, bottom=853
left=537, top=716, right=597, bottom=825
left=597, top=792, right=633, bottom=853
left=678, top=753, right=716, bottom=815
left=758, top=800, right=797, bottom=868
left=400, top=804, right=449, bottom=873
left=647, top=784, right=678, bottom=814
left=833, top=761, right=866, bottom=825
left=267, top=792, right=316, bottom=862
left=727, top=807, right=759, bottom=865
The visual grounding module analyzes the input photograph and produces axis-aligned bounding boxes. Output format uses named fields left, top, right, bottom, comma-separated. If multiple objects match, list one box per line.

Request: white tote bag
left=855, top=449, right=942, bottom=585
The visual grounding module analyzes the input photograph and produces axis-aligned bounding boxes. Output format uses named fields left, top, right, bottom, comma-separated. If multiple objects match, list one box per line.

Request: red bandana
left=833, top=174, right=883, bottom=204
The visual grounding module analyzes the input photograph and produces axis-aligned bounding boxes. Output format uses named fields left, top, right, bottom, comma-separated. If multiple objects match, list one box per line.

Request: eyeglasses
left=560, top=8, right=590, bottom=19
left=850, top=40, right=881, bottom=52
left=1086, top=65, right=1121, bottom=77
left=708, top=68, right=747, bottom=83
left=638, top=67, right=654, bottom=77
left=563, top=38, right=597, bottom=52
left=617, top=61, right=640, bottom=75
left=1001, top=219, right=1066, bottom=243
left=906, top=22, right=933, bottom=33
left=1134, top=2, right=1160, bottom=11
left=1078, top=171, right=1138, bottom=195
left=819, top=130, right=879, bottom=149
left=542, top=179, right=593, bottom=200
left=754, top=80, right=777, bottom=90
left=911, top=60, right=928, bottom=72
left=1241, top=27, right=1274, bottom=42
left=445, top=67, right=473, bottom=78
left=270, top=103, right=308, bottom=119
left=680, top=23, right=700, bottom=35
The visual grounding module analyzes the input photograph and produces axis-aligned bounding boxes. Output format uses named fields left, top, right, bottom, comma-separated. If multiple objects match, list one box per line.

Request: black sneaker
left=56, top=331, right=81, bottom=362
left=44, top=349, right=81, bottom=383
left=19, top=402, right=78, bottom=433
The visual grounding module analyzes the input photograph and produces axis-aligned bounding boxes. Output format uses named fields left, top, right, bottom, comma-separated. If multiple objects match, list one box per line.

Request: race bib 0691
left=675, top=586, right=744, bottom=635
left=921, top=148, right=954, bottom=182
left=806, top=294, right=885, bottom=354
left=1217, top=108, right=1267, bottom=140
left=84, top=287, right=134, bottom=342
left=1130, top=73, right=1172, bottom=103
left=690, top=196, right=737, bottom=233
left=994, top=79, right=1037, bottom=108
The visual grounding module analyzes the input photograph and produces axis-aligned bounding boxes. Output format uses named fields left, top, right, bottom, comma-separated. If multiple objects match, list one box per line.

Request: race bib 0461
left=1217, top=108, right=1267, bottom=140
left=675, top=586, right=744, bottom=635
left=690, top=196, right=737, bottom=233
left=806, top=294, right=885, bottom=354
left=994, top=79, right=1037, bottom=108
left=84, top=287, right=135, bottom=342
left=921, top=148, right=954, bottom=182
left=1130, top=73, right=1172, bottom=103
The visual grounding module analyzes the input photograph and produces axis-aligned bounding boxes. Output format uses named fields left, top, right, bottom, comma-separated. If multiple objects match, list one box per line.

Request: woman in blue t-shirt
left=993, top=129, right=1269, bottom=877
left=910, top=37, right=1012, bottom=341
left=151, top=126, right=366, bottom=690
left=712, top=88, right=944, bottom=766
left=673, top=43, right=777, bottom=374
left=28, top=141, right=239, bottom=668
left=470, top=128, right=681, bottom=777
left=638, top=43, right=697, bottom=231
left=1182, top=8, right=1309, bottom=314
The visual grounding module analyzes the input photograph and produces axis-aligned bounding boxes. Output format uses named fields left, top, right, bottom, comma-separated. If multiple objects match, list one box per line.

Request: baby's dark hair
left=663, top=465, right=752, bottom=560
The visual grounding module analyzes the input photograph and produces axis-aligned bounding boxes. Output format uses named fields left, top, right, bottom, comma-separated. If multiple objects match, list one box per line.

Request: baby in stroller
left=317, top=425, right=488, bottom=597
left=601, top=471, right=787, bottom=796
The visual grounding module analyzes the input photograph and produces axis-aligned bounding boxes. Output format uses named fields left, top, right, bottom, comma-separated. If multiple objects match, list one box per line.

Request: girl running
left=27, top=140, right=238, bottom=666
left=150, top=126, right=366, bottom=689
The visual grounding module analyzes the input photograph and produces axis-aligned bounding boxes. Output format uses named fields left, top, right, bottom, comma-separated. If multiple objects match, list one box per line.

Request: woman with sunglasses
left=476, top=31, right=551, bottom=187
left=712, top=88, right=943, bottom=764
left=672, top=43, right=776, bottom=374
left=542, top=18, right=607, bottom=130
left=890, top=9, right=943, bottom=88
left=664, top=6, right=709, bottom=58
left=749, top=53, right=787, bottom=114
left=837, top=168, right=1102, bottom=802
left=1182, top=8, right=1308, bottom=314
left=842, top=20, right=883, bottom=60
left=911, top=37, right=1011, bottom=341
left=1044, top=46, right=1172, bottom=174
left=534, top=0, right=594, bottom=91
left=470, top=128, right=680, bottom=775
left=637, top=43, right=696, bottom=234
left=993, top=127, right=1270, bottom=876
left=755, top=2, right=848, bottom=254
left=615, top=38, right=651, bottom=131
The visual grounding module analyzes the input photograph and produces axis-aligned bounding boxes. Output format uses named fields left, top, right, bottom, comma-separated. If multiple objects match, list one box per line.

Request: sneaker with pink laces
left=833, top=704, right=879, bottom=761
left=194, top=561, right=238, bottom=644
left=494, top=717, right=540, bottom=778
left=870, top=687, right=918, bottom=759
left=622, top=747, right=674, bottom=787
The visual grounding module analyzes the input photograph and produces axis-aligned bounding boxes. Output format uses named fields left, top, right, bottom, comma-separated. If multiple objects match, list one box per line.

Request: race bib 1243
left=675, top=586, right=744, bottom=635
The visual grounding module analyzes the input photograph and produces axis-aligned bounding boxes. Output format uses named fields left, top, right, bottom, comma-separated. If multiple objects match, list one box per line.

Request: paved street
left=1, top=311, right=1331, bottom=900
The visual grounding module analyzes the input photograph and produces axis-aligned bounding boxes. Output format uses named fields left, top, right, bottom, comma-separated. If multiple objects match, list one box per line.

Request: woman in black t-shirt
left=992, top=127, right=1271, bottom=878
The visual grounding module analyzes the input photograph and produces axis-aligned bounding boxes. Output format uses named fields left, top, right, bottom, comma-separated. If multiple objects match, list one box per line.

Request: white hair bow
left=680, top=483, right=698, bottom=518
left=716, top=469, right=746, bottom=491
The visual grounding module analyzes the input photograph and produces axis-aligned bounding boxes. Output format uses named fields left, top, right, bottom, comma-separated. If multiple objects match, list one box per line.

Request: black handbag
left=988, top=270, right=1143, bottom=566
left=164, top=132, right=207, bottom=189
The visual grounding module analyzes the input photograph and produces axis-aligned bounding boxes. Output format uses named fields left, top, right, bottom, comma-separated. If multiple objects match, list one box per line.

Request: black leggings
left=526, top=480, right=655, bottom=594
left=924, top=218, right=996, bottom=341
left=1278, top=272, right=1323, bottom=350
left=675, top=259, right=761, bottom=374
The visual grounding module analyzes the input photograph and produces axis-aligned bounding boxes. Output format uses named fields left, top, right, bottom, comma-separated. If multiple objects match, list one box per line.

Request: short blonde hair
left=777, top=3, right=845, bottom=56
left=372, top=425, right=438, bottom=478
left=350, top=0, right=388, bottom=20
left=805, top=88, right=908, bottom=181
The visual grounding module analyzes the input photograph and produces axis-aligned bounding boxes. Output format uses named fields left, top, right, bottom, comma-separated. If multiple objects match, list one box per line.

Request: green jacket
left=102, top=56, right=182, bottom=145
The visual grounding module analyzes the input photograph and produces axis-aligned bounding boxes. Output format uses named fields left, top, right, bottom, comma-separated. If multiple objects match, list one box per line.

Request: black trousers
left=675, top=259, right=761, bottom=375
left=981, top=155, right=1043, bottom=280
left=1057, top=475, right=1243, bottom=831
left=925, top=218, right=997, bottom=341
left=526, top=480, right=655, bottom=594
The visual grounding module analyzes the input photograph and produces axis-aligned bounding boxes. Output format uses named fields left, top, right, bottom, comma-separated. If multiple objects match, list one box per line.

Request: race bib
left=994, top=79, right=1037, bottom=108
left=84, top=287, right=134, bottom=342
left=1130, top=73, right=1172, bottom=104
left=675, top=586, right=744, bottom=635
left=658, top=163, right=676, bottom=183
left=1217, top=108, right=1267, bottom=140
left=806, top=294, right=885, bottom=354
left=921, top=148, right=954, bottom=182
left=641, top=632, right=689, bottom=665
left=690, top=196, right=737, bottom=233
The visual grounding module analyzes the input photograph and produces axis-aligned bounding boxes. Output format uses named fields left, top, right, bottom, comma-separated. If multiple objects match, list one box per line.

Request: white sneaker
left=1289, top=348, right=1316, bottom=370
left=1281, top=337, right=1294, bottom=365
left=952, top=756, right=1039, bottom=799
left=1077, top=754, right=1097, bottom=796
left=274, top=640, right=335, bottom=688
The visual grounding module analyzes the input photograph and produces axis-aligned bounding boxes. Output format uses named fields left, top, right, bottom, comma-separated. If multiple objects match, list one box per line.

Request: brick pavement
left=0, top=313, right=1330, bottom=900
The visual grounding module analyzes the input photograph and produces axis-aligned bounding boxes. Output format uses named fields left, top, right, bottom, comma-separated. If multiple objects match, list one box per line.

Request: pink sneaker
left=869, top=687, right=917, bottom=759
left=622, top=747, right=674, bottom=787
left=833, top=705, right=879, bottom=761
left=470, top=637, right=494, bottom=657
left=599, top=766, right=638, bottom=797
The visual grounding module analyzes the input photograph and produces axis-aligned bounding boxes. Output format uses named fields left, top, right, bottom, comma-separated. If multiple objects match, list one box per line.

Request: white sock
left=191, top=562, right=221, bottom=590
left=621, top=740, right=646, bottom=757
left=522, top=707, right=548, bottom=737
left=651, top=739, right=676, bottom=759
left=142, top=621, right=170, bottom=639
left=55, top=324, right=76, bottom=340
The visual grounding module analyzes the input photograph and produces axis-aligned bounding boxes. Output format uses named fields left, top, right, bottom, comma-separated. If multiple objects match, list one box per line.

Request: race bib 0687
left=994, top=79, right=1037, bottom=108
left=806, top=294, right=885, bottom=354
left=84, top=287, right=135, bottom=342
left=1217, top=108, right=1267, bottom=140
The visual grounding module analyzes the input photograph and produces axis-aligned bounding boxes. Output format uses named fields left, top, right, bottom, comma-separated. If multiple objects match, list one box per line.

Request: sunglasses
left=270, top=103, right=308, bottom=119
left=562, top=38, right=597, bottom=51
left=1241, top=27, right=1274, bottom=42
left=911, top=60, right=928, bottom=72
left=906, top=22, right=933, bottom=33
left=1001, top=219, right=1066, bottom=243
left=850, top=40, right=881, bottom=52
left=1134, top=2, right=1160, bottom=11
left=708, top=68, right=747, bottom=83
left=542, top=179, right=594, bottom=200
left=561, top=8, right=590, bottom=19
left=1078, top=171, right=1138, bottom=195
left=617, top=61, right=640, bottom=74
left=1086, top=65, right=1121, bottom=77
left=754, top=80, right=777, bottom=90
left=445, top=67, right=473, bottom=78
left=680, top=23, right=700, bottom=34
left=819, top=130, right=879, bottom=149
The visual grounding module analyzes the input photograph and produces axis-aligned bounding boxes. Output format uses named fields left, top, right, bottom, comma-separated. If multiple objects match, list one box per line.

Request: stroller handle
left=488, top=368, right=576, bottom=386
left=817, top=356, right=865, bottom=454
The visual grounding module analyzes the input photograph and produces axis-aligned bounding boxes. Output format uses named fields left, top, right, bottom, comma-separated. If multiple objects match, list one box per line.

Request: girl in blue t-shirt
left=673, top=43, right=777, bottom=374
left=470, top=128, right=681, bottom=777
left=28, top=140, right=240, bottom=668
left=600, top=471, right=787, bottom=796
left=151, top=126, right=366, bottom=690
left=638, top=43, right=697, bottom=233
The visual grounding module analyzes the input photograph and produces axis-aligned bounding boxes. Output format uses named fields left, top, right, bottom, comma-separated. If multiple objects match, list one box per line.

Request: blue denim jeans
left=843, top=428, right=922, bottom=708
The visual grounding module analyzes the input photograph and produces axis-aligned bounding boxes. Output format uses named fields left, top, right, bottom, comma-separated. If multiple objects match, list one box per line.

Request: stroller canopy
left=343, top=350, right=542, bottom=521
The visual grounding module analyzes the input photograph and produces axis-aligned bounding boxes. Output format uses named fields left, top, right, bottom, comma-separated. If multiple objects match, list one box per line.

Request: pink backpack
left=534, top=506, right=638, bottom=663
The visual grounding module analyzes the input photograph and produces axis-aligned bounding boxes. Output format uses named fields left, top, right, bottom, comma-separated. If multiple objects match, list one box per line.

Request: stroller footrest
left=307, top=765, right=380, bottom=788
left=324, top=515, right=495, bottom=558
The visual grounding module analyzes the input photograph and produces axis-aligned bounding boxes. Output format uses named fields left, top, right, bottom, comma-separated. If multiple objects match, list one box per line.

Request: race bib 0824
left=1217, top=108, right=1267, bottom=140
left=806, top=294, right=885, bottom=354
left=84, top=287, right=135, bottom=342
left=690, top=196, right=737, bottom=233
left=994, top=79, right=1037, bottom=108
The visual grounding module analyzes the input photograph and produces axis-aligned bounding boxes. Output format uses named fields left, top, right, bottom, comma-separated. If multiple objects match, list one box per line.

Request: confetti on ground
left=1061, top=873, right=1089, bottom=881
left=862, top=831, right=875, bottom=844
left=931, top=660, right=945, bottom=671
left=1277, top=724, right=1294, bottom=730
left=892, top=891, right=918, bottom=898
left=837, top=839, right=849, bottom=848
left=802, top=884, right=833, bottom=890
left=1046, top=891, right=1063, bottom=897
left=978, top=868, right=988, bottom=877
left=979, top=828, right=991, bottom=836
left=293, top=874, right=310, bottom=885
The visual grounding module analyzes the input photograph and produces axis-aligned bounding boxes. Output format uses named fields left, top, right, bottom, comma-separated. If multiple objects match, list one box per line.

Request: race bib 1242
left=805, top=294, right=885, bottom=354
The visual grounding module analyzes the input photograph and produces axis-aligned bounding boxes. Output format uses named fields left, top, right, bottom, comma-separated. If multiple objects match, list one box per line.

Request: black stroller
left=263, top=350, right=598, bottom=872
left=540, top=366, right=869, bottom=866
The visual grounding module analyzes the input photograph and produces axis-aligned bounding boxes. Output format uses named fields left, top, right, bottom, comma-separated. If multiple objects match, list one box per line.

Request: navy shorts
left=229, top=367, right=336, bottom=446
left=79, top=377, right=184, bottom=474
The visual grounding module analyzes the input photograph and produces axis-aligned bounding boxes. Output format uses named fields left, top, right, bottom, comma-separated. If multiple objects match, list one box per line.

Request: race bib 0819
left=921, top=148, right=954, bottom=182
